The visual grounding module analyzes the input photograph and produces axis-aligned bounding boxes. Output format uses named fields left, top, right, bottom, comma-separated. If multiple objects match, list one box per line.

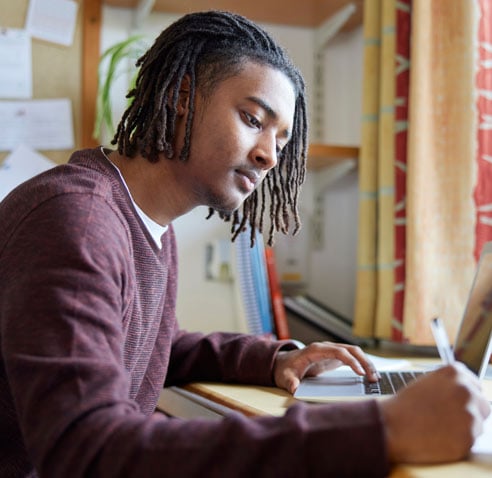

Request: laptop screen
left=454, top=242, right=492, bottom=377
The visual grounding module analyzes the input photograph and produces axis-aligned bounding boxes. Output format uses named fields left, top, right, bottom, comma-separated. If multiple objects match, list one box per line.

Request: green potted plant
left=93, top=34, right=148, bottom=142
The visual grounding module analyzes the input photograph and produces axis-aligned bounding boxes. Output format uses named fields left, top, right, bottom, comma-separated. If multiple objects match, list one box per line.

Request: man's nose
left=251, top=134, right=278, bottom=171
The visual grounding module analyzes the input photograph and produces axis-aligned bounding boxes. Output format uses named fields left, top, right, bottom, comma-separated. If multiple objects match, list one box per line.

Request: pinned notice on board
left=0, top=98, right=74, bottom=152
left=0, top=28, right=32, bottom=99
left=0, top=144, right=56, bottom=202
left=26, top=0, right=78, bottom=47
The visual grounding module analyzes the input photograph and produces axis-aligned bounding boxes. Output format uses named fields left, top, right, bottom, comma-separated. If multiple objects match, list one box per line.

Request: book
left=233, top=227, right=274, bottom=336
left=264, top=247, right=290, bottom=339
left=249, top=231, right=274, bottom=335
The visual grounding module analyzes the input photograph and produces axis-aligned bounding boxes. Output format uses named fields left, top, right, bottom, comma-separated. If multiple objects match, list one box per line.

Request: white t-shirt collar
left=102, top=148, right=168, bottom=249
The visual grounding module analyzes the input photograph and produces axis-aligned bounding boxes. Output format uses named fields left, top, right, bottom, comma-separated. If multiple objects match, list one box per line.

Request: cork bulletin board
left=0, top=0, right=82, bottom=166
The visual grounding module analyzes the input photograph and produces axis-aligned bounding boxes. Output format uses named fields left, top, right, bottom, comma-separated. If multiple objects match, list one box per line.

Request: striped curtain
left=354, top=0, right=492, bottom=345
left=353, top=0, right=411, bottom=340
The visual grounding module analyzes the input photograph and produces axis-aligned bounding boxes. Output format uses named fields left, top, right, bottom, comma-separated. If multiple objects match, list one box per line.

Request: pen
left=430, top=317, right=455, bottom=365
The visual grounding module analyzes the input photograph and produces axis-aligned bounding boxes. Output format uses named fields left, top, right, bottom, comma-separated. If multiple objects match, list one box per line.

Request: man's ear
left=176, top=75, right=191, bottom=116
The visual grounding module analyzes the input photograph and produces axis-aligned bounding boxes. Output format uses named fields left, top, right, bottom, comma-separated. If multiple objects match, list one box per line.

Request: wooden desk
left=158, top=373, right=492, bottom=477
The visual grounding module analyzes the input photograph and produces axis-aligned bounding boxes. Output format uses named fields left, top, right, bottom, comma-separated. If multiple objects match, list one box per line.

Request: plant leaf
left=93, top=34, right=148, bottom=141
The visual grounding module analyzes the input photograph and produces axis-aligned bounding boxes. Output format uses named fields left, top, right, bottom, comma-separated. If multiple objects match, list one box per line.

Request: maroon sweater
left=0, top=148, right=389, bottom=477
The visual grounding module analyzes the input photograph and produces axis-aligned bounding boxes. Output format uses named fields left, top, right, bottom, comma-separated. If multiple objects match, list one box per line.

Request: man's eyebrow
left=246, top=96, right=291, bottom=140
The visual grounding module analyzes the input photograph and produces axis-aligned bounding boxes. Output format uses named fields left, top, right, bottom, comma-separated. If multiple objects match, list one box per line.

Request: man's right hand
left=379, top=363, right=491, bottom=464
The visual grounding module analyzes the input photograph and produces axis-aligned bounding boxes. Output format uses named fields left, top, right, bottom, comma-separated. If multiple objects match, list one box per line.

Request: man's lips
left=236, top=168, right=261, bottom=188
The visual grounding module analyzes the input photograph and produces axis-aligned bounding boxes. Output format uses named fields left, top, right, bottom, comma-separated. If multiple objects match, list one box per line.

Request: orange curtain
left=404, top=0, right=479, bottom=344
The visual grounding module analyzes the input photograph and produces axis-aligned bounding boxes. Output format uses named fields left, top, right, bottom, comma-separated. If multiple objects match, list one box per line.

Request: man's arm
left=166, top=329, right=297, bottom=386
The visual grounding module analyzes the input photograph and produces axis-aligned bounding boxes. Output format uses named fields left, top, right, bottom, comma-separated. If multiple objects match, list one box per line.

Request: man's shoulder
left=3, top=148, right=120, bottom=209
left=0, top=148, right=130, bottom=248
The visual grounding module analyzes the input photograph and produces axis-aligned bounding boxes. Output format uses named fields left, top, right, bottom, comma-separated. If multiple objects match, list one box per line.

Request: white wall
left=100, top=6, right=363, bottom=332
left=271, top=25, right=364, bottom=321
left=306, top=27, right=363, bottom=319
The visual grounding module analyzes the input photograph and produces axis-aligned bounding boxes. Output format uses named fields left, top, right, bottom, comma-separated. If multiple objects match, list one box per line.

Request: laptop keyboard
left=364, top=371, right=425, bottom=395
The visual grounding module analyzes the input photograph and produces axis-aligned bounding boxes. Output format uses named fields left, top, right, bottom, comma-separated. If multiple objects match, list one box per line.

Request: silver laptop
left=294, top=242, right=492, bottom=402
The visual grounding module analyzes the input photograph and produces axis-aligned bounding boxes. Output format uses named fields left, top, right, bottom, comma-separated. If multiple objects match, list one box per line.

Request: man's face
left=177, top=61, right=296, bottom=214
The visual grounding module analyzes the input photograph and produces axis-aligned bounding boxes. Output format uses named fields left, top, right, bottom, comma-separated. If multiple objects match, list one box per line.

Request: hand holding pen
left=430, top=317, right=455, bottom=365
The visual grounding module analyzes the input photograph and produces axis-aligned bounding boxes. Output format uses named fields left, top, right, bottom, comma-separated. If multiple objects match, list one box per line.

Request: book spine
left=234, top=231, right=264, bottom=335
left=251, top=231, right=274, bottom=335
left=265, top=247, right=290, bottom=340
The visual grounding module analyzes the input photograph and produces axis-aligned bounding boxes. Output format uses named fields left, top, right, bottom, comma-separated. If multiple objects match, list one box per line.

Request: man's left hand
left=273, top=342, right=380, bottom=394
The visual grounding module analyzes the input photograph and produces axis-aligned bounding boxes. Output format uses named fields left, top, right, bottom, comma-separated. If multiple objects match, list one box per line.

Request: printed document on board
left=0, top=28, right=32, bottom=99
left=25, top=0, right=78, bottom=47
left=0, top=99, right=74, bottom=152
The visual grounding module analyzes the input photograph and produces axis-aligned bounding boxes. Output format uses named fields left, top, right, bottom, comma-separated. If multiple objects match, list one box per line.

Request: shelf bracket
left=314, top=2, right=357, bottom=50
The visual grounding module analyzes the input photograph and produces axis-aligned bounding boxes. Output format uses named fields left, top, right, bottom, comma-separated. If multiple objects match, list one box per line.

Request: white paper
left=0, top=99, right=74, bottom=151
left=472, top=413, right=492, bottom=455
left=0, top=144, right=55, bottom=201
left=365, top=354, right=412, bottom=371
left=0, top=28, right=32, bottom=99
left=324, top=354, right=412, bottom=373
left=25, top=0, right=78, bottom=47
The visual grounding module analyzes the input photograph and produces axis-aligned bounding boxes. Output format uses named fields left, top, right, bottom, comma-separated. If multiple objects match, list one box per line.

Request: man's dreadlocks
left=112, top=10, right=308, bottom=246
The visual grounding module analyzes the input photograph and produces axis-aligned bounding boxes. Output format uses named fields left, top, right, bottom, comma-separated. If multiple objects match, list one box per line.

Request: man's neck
left=105, top=150, right=195, bottom=226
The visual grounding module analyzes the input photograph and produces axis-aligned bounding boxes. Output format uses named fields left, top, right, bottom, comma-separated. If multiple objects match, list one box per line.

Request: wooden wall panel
left=82, top=0, right=102, bottom=148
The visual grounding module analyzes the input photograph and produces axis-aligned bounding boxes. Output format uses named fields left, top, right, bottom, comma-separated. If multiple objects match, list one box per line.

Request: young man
left=0, top=10, right=489, bottom=477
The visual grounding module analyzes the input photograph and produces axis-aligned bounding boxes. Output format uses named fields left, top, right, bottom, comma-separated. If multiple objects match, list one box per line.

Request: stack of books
left=233, top=227, right=290, bottom=340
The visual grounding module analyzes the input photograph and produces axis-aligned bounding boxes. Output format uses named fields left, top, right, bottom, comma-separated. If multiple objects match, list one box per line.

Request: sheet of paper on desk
left=365, top=354, right=411, bottom=371
left=472, top=413, right=492, bottom=454
left=311, top=354, right=411, bottom=375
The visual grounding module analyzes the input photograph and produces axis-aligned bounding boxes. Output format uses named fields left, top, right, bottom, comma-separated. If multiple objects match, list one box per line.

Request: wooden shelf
left=102, top=0, right=363, bottom=29
left=307, top=143, right=359, bottom=170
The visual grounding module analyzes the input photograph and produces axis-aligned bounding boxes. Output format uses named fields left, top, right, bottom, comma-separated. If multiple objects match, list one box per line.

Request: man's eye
left=245, top=112, right=262, bottom=129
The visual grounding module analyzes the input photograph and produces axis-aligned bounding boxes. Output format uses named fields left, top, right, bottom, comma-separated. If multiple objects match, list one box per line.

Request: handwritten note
left=25, top=0, right=78, bottom=47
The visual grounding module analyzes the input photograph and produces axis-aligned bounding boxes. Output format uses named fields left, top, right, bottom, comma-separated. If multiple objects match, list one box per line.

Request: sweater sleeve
left=166, top=329, right=299, bottom=386
left=91, top=399, right=390, bottom=478
left=0, top=194, right=390, bottom=478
